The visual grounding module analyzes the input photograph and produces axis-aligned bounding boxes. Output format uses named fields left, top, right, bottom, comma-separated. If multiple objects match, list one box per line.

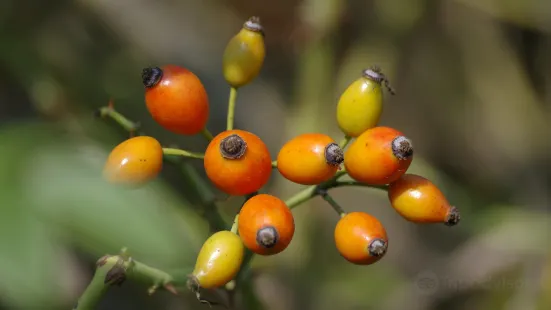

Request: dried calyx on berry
left=368, top=238, right=388, bottom=257
left=391, top=136, right=413, bottom=160
left=220, top=134, right=247, bottom=159
left=142, top=67, right=163, bottom=88
left=324, top=143, right=344, bottom=166
left=362, top=66, right=395, bottom=95
left=445, top=206, right=461, bottom=226
left=243, top=16, right=264, bottom=36
left=256, top=226, right=279, bottom=248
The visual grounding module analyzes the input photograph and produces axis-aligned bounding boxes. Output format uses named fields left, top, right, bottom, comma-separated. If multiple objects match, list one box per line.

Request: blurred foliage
left=0, top=0, right=550, bottom=309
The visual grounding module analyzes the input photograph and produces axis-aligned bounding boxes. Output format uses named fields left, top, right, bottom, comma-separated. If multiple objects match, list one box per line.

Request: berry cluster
left=99, top=16, right=460, bottom=304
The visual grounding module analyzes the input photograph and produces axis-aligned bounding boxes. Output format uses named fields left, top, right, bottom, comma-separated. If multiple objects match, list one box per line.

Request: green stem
left=230, top=215, right=239, bottom=234
left=200, top=128, right=214, bottom=141
left=338, top=135, right=352, bottom=149
left=226, top=87, right=238, bottom=131
left=271, top=160, right=277, bottom=168
left=162, top=148, right=205, bottom=159
left=318, top=190, right=346, bottom=217
left=74, top=249, right=176, bottom=310
left=99, top=106, right=140, bottom=134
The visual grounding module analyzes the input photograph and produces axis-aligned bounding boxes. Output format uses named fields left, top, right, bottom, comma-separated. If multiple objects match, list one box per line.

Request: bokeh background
left=1, top=0, right=550, bottom=309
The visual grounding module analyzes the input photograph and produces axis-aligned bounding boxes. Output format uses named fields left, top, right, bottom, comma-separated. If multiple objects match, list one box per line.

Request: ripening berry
left=102, top=136, right=163, bottom=186
left=142, top=65, right=209, bottom=135
left=344, top=126, right=413, bottom=185
left=277, top=133, right=344, bottom=185
left=388, top=174, right=460, bottom=226
left=336, top=67, right=394, bottom=137
left=222, top=16, right=265, bottom=88
left=188, top=231, right=244, bottom=289
left=204, top=130, right=272, bottom=195
left=334, top=212, right=388, bottom=265
left=238, top=194, right=295, bottom=255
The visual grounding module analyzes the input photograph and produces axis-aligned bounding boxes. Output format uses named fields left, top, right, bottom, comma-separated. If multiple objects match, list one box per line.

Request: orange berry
left=237, top=194, right=294, bottom=255
left=204, top=130, right=272, bottom=195
left=334, top=212, right=388, bottom=265
left=388, top=174, right=460, bottom=226
left=277, top=133, right=344, bottom=185
left=344, top=126, right=413, bottom=185
left=102, top=136, right=163, bottom=186
left=142, top=65, right=209, bottom=135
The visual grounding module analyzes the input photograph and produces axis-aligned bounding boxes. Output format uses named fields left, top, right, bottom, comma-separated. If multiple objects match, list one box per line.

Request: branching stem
left=73, top=248, right=176, bottom=310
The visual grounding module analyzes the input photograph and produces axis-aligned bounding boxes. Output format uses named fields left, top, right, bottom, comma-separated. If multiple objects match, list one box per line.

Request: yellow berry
left=336, top=67, right=394, bottom=137
left=222, top=16, right=266, bottom=88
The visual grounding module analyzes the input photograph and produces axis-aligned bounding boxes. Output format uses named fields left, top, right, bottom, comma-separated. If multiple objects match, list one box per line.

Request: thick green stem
left=285, top=170, right=347, bottom=209
left=73, top=249, right=176, bottom=310
left=162, top=148, right=205, bottom=159
left=226, top=87, right=238, bottom=131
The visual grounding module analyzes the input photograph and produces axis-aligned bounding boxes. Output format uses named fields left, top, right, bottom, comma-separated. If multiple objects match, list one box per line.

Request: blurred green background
left=1, top=0, right=550, bottom=309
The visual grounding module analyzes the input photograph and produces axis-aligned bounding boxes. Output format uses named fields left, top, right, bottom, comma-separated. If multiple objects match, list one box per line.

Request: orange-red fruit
left=204, top=130, right=272, bottom=195
left=142, top=65, right=209, bottom=135
left=237, top=194, right=295, bottom=255
left=277, top=133, right=344, bottom=185
left=102, top=136, right=163, bottom=186
left=344, top=126, right=413, bottom=185
left=334, top=212, right=388, bottom=265
left=388, top=174, right=460, bottom=226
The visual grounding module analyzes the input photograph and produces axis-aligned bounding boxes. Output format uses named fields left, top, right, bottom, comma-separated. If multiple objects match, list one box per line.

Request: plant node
left=142, top=67, right=163, bottom=88
left=445, top=206, right=461, bottom=226
left=362, top=66, right=395, bottom=95
left=368, top=238, right=388, bottom=257
left=391, top=136, right=413, bottom=160
left=104, top=257, right=127, bottom=286
left=243, top=16, right=264, bottom=36
left=256, top=226, right=279, bottom=248
left=325, top=143, right=344, bottom=166
left=220, top=134, right=247, bottom=159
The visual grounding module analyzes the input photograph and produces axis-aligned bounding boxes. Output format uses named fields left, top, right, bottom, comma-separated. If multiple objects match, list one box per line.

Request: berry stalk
left=317, top=189, right=346, bottom=217
left=338, top=135, right=352, bottom=149
left=226, top=87, right=238, bottom=131
left=162, top=148, right=205, bottom=159
left=200, top=128, right=214, bottom=141
left=97, top=104, right=141, bottom=135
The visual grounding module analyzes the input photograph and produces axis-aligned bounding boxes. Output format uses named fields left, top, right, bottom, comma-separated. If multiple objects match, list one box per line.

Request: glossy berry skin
left=189, top=231, right=244, bottom=289
left=143, top=65, right=209, bottom=135
left=238, top=194, right=295, bottom=255
left=277, top=133, right=344, bottom=185
left=204, top=129, right=272, bottom=195
left=344, top=126, right=413, bottom=185
left=388, top=174, right=460, bottom=226
left=223, top=17, right=265, bottom=88
left=334, top=212, right=388, bottom=265
left=102, top=136, right=163, bottom=186
left=337, top=76, right=383, bottom=137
